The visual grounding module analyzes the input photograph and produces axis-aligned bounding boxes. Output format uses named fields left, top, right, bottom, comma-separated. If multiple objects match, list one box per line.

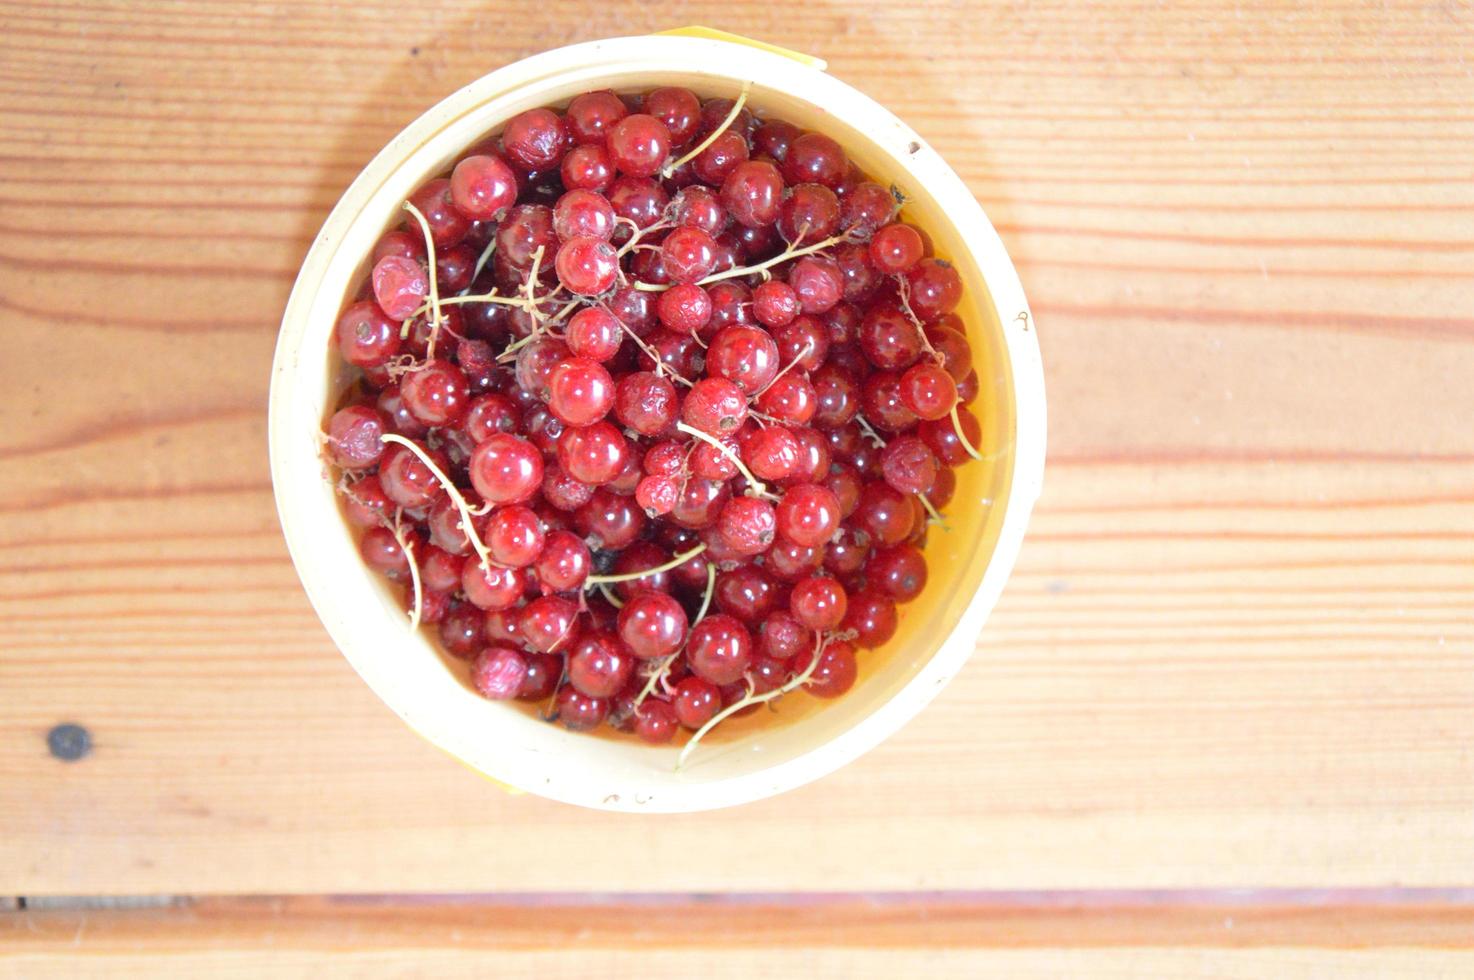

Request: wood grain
left=2, top=0, right=1473, bottom=896
left=6, top=897, right=1474, bottom=979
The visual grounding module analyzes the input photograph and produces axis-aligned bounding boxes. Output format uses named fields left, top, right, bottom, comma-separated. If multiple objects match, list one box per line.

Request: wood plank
left=5, top=898, right=1474, bottom=979
left=1, top=0, right=1472, bottom=895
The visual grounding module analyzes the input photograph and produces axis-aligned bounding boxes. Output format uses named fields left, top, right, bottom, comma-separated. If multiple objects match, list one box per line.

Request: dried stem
left=676, top=421, right=779, bottom=501
left=597, top=581, right=625, bottom=609
left=692, top=560, right=717, bottom=626
left=631, top=652, right=679, bottom=715
left=618, top=320, right=693, bottom=387
left=918, top=492, right=949, bottom=530
left=948, top=404, right=986, bottom=462
left=389, top=508, right=424, bottom=629
left=662, top=83, right=752, bottom=178
left=616, top=218, right=674, bottom=258
left=401, top=201, right=445, bottom=356
left=633, top=234, right=852, bottom=293
left=676, top=632, right=828, bottom=770
left=586, top=543, right=708, bottom=586
left=854, top=414, right=888, bottom=448
left=752, top=337, right=814, bottom=398
left=631, top=562, right=716, bottom=716
left=379, top=433, right=496, bottom=570
left=425, top=291, right=533, bottom=312
left=496, top=329, right=542, bottom=364
left=468, top=238, right=497, bottom=290
left=524, top=244, right=545, bottom=320
left=893, top=273, right=942, bottom=362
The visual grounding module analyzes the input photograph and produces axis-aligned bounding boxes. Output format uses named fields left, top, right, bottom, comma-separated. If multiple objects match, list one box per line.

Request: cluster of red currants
left=323, top=85, right=983, bottom=756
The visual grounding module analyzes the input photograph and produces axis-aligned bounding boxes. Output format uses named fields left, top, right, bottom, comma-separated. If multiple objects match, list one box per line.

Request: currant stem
left=627, top=561, right=713, bottom=716
left=616, top=218, right=674, bottom=258
left=597, top=581, right=625, bottom=609
left=379, top=433, right=497, bottom=571
left=629, top=652, right=677, bottom=716
left=854, top=414, right=888, bottom=448
left=585, top=542, right=709, bottom=586
left=401, top=201, right=445, bottom=357
left=693, top=560, right=717, bottom=626
left=662, top=82, right=752, bottom=179
left=632, top=234, right=852, bottom=293
left=676, top=631, right=829, bottom=770
left=617, top=321, right=693, bottom=387
left=390, top=508, right=424, bottom=629
left=675, top=421, right=779, bottom=502
left=949, top=404, right=986, bottom=462
left=918, top=492, right=949, bottom=530
left=893, top=273, right=942, bottom=362
left=468, top=238, right=497, bottom=292
left=545, top=298, right=584, bottom=330
left=497, top=330, right=542, bottom=364
left=524, top=244, right=545, bottom=322
left=427, top=291, right=534, bottom=312
left=752, top=337, right=814, bottom=398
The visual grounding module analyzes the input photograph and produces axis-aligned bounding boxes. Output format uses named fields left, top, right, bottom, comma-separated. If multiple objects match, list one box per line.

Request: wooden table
left=3, top=0, right=1472, bottom=974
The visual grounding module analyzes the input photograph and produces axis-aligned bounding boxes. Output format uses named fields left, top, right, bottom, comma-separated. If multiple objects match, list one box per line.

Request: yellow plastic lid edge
left=656, top=26, right=827, bottom=71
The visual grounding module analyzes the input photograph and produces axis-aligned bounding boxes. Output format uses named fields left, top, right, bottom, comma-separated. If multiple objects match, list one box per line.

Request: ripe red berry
left=633, top=699, right=679, bottom=744
left=471, top=646, right=528, bottom=700
left=469, top=433, right=544, bottom=504
left=802, top=639, right=858, bottom=698
left=774, top=483, right=842, bottom=547
left=681, top=377, right=747, bottom=435
left=461, top=560, right=525, bottom=611
left=485, top=504, right=545, bottom=567
left=553, top=188, right=617, bottom=241
left=841, top=590, right=898, bottom=649
left=502, top=108, right=568, bottom=172
left=617, top=591, right=689, bottom=659
left=565, top=307, right=623, bottom=362
left=716, top=495, right=777, bottom=557
left=567, top=631, right=635, bottom=698
left=555, top=686, right=609, bottom=731
left=326, top=405, right=389, bottom=470
left=906, top=258, right=964, bottom=319
left=720, top=160, right=784, bottom=228
left=533, top=530, right=591, bottom=592
left=656, top=283, right=713, bottom=333
left=556, top=420, right=628, bottom=485
left=400, top=358, right=469, bottom=427
left=565, top=91, right=628, bottom=145
left=406, top=178, right=470, bottom=248
left=555, top=236, right=619, bottom=295
left=660, top=226, right=719, bottom=284
left=899, top=362, right=958, bottom=420
left=880, top=434, right=939, bottom=495
left=606, top=114, right=672, bottom=177
left=918, top=408, right=982, bottom=466
left=336, top=301, right=401, bottom=367
left=546, top=356, right=615, bottom=426
left=371, top=255, right=428, bottom=320
left=673, top=676, right=721, bottom=729
left=706, top=324, right=780, bottom=394
left=868, top=544, right=928, bottom=602
left=636, top=475, right=679, bottom=516
left=686, top=614, right=754, bottom=685
left=789, top=576, right=848, bottom=631
left=450, top=154, right=518, bottom=221
left=869, top=223, right=924, bottom=273
left=782, top=133, right=847, bottom=188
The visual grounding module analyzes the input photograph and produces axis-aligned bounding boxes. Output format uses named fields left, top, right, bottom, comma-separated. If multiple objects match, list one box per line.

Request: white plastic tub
left=269, top=30, right=1045, bottom=812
